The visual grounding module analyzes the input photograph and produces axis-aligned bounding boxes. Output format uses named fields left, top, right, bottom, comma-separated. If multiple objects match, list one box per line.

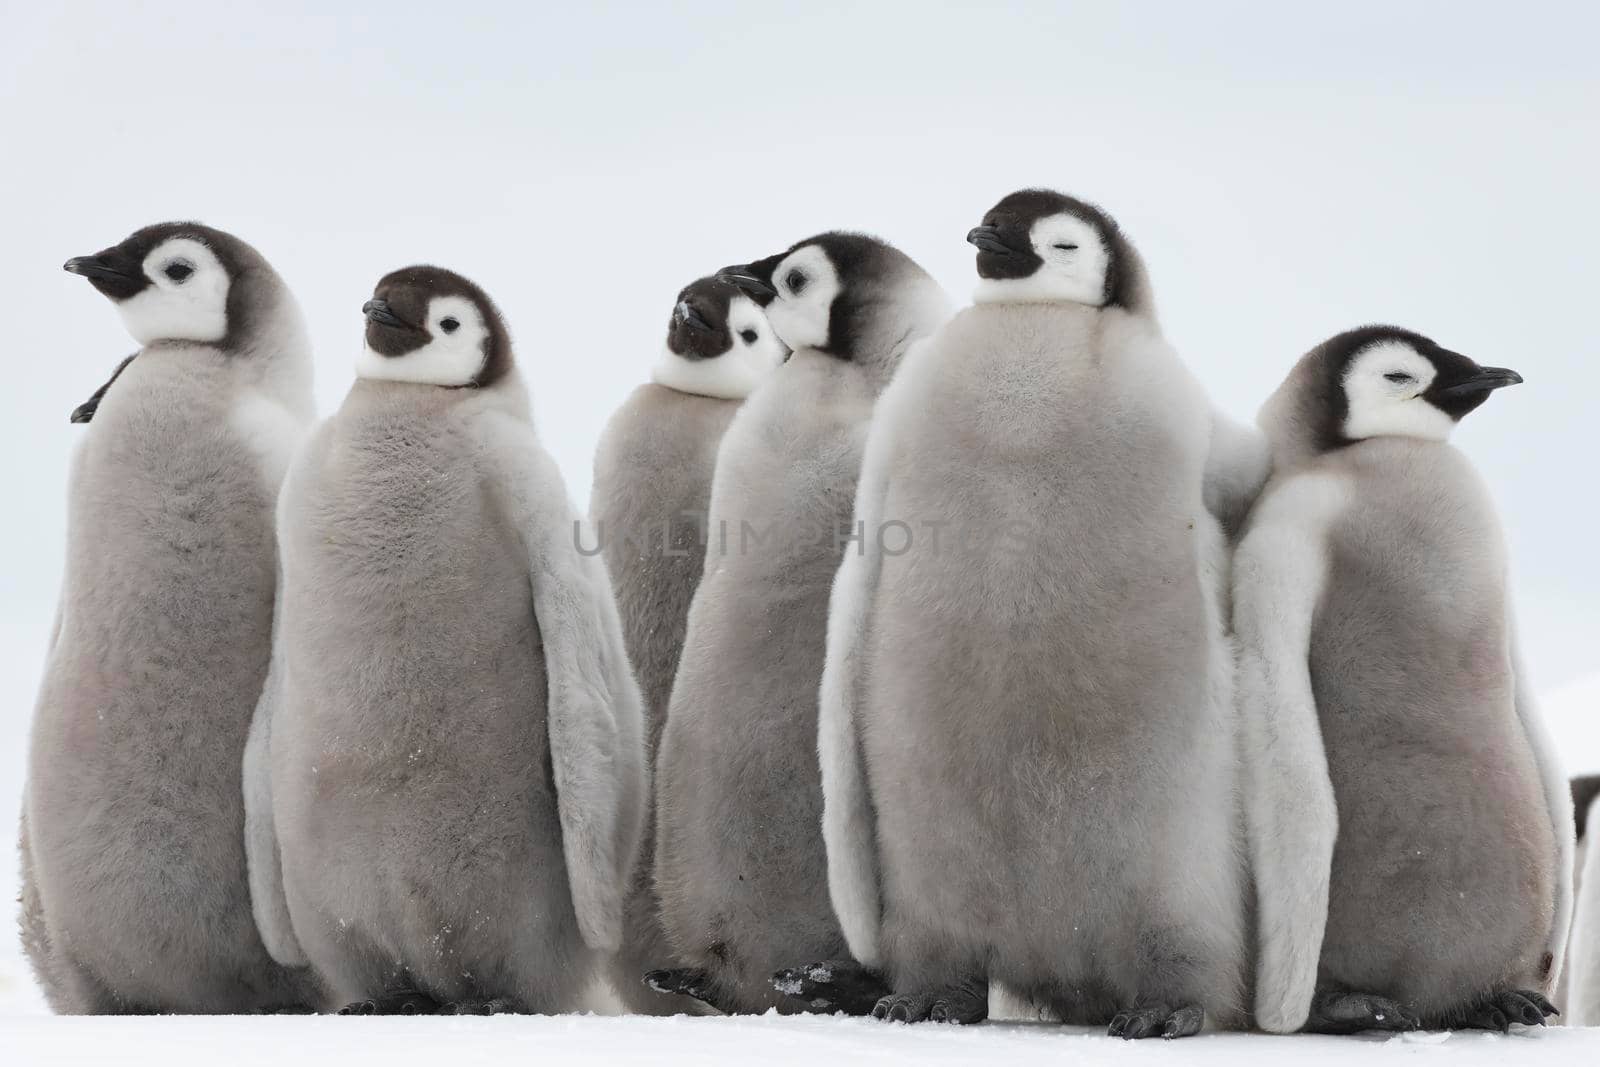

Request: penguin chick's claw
left=1304, top=990, right=1420, bottom=1035
left=771, top=959, right=892, bottom=1016
left=337, top=989, right=441, bottom=1015
left=643, top=967, right=730, bottom=1014
left=1108, top=1003, right=1206, bottom=1040
left=869, top=984, right=988, bottom=1025
left=1452, top=990, right=1558, bottom=1032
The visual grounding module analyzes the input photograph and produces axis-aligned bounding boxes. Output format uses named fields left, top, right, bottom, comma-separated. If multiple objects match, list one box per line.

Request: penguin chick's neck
left=651, top=346, right=772, bottom=400
left=846, top=274, right=952, bottom=388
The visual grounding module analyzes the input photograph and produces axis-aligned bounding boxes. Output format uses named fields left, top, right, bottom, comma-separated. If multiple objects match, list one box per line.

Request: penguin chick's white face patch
left=356, top=295, right=489, bottom=387
left=652, top=296, right=787, bottom=400
left=764, top=245, right=841, bottom=351
left=115, top=237, right=230, bottom=345
left=973, top=213, right=1110, bottom=306
left=1342, top=341, right=1455, bottom=443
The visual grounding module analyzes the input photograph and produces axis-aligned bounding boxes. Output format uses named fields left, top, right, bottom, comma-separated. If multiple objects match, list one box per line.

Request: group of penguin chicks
left=19, top=187, right=1590, bottom=1041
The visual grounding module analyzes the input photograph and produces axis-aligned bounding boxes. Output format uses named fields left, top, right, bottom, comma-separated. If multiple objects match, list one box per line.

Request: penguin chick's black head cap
left=1300, top=324, right=1523, bottom=452
left=719, top=232, right=922, bottom=362
left=667, top=276, right=743, bottom=360
left=64, top=221, right=275, bottom=348
left=966, top=188, right=1135, bottom=308
left=363, top=265, right=514, bottom=387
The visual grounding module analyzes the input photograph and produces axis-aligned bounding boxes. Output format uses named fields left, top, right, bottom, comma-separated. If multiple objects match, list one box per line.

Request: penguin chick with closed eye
left=22, top=222, right=317, bottom=1013
left=590, top=276, right=786, bottom=1013
left=1240, top=325, right=1570, bottom=1034
left=805, top=190, right=1260, bottom=1039
left=243, top=266, right=647, bottom=1014
left=649, top=234, right=950, bottom=1015
left=1565, top=775, right=1600, bottom=1024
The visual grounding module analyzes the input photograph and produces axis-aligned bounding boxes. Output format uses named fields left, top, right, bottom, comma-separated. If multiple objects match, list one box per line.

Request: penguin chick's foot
left=869, top=980, right=988, bottom=1025
left=771, top=959, right=891, bottom=1016
left=1444, top=989, right=1558, bottom=1032
left=1304, top=990, right=1420, bottom=1035
left=1108, top=1003, right=1205, bottom=1040
left=439, top=997, right=515, bottom=1015
left=643, top=968, right=731, bottom=1014
left=337, top=988, right=442, bottom=1015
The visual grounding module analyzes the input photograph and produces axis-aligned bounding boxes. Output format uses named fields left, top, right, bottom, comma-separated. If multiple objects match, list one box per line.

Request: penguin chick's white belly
left=1309, top=441, right=1556, bottom=1017
left=859, top=304, right=1243, bottom=1013
left=272, top=386, right=586, bottom=1010
left=26, top=351, right=300, bottom=1012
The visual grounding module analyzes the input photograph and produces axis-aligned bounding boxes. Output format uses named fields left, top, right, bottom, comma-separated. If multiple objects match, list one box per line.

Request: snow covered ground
left=2, top=1012, right=1598, bottom=1065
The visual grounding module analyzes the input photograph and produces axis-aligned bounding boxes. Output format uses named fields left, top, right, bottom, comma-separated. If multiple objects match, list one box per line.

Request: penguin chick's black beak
left=362, top=298, right=410, bottom=329
left=675, top=301, right=714, bottom=334
left=1439, top=366, right=1525, bottom=397
left=716, top=265, right=777, bottom=300
left=64, top=254, right=136, bottom=283
left=966, top=226, right=1017, bottom=255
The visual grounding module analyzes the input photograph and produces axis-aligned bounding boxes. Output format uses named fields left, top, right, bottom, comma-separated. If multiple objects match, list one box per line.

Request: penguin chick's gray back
left=651, top=233, right=948, bottom=1014
left=819, top=189, right=1255, bottom=1037
left=590, top=276, right=783, bottom=1013
left=1239, top=325, right=1567, bottom=1032
left=243, top=265, right=646, bottom=1013
left=24, top=221, right=316, bottom=1013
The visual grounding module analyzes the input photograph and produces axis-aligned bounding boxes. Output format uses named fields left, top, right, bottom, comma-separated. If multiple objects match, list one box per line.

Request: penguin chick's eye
left=1053, top=243, right=1079, bottom=251
left=785, top=269, right=807, bottom=295
left=439, top=317, right=460, bottom=334
left=739, top=328, right=758, bottom=345
left=163, top=261, right=195, bottom=283
left=1384, top=372, right=1415, bottom=383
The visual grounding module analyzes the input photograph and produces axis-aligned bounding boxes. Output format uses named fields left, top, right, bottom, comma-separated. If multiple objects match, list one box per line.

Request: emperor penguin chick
left=810, top=190, right=1265, bottom=1039
left=1566, top=776, right=1600, bottom=1024
left=244, top=266, right=647, bottom=1014
left=649, top=234, right=949, bottom=1015
left=1240, top=325, right=1570, bottom=1033
left=22, top=223, right=317, bottom=1013
left=590, top=276, right=785, bottom=1013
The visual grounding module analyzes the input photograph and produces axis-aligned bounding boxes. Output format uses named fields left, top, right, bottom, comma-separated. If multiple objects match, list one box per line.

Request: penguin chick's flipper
left=771, top=959, right=892, bottom=1016
left=869, top=980, right=988, bottom=1025
left=1303, top=990, right=1420, bottom=1035
left=643, top=968, right=733, bottom=1014
left=70, top=353, right=137, bottom=424
left=337, top=988, right=442, bottom=1015
left=1440, top=990, right=1558, bottom=1032
left=1108, top=1003, right=1206, bottom=1040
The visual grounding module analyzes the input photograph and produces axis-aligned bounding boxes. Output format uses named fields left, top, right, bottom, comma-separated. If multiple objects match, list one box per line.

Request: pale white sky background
left=0, top=5, right=1596, bottom=1000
